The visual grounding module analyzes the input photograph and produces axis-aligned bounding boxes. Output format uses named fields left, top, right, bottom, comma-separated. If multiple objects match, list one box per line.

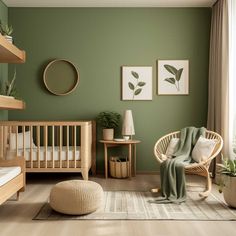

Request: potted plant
left=96, top=111, right=121, bottom=140
left=0, top=69, right=18, bottom=99
left=217, top=157, right=236, bottom=208
left=0, top=20, right=13, bottom=43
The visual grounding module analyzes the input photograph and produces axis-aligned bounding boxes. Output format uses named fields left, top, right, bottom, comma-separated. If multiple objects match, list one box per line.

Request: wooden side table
left=99, top=140, right=141, bottom=178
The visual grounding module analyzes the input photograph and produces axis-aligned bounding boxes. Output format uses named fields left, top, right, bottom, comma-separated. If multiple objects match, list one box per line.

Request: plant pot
left=0, top=95, right=14, bottom=99
left=4, top=35, right=13, bottom=44
left=103, top=128, right=114, bottom=140
left=223, top=175, right=236, bottom=208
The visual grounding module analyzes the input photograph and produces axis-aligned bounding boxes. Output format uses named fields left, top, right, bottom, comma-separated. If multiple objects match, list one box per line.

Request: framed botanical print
left=122, top=66, right=152, bottom=100
left=157, top=60, right=189, bottom=95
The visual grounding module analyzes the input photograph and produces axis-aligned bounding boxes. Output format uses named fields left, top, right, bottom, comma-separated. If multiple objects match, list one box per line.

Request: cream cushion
left=192, top=136, right=217, bottom=163
left=165, top=138, right=180, bottom=158
left=49, top=180, right=103, bottom=215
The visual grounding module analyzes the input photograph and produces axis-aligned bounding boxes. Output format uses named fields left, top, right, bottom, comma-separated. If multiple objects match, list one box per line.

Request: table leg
left=104, top=144, right=108, bottom=178
left=133, top=144, right=136, bottom=177
left=128, top=144, right=132, bottom=178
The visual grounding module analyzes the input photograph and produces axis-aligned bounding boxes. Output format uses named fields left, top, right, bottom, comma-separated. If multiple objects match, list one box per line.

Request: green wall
left=0, top=0, right=8, bottom=120
left=8, top=8, right=211, bottom=172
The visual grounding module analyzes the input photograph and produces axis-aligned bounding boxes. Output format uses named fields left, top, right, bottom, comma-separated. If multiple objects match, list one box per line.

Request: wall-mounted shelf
left=0, top=96, right=25, bottom=110
left=0, top=34, right=26, bottom=63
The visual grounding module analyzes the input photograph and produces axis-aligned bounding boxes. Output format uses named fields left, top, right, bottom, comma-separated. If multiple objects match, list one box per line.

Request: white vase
left=103, top=129, right=114, bottom=141
left=223, top=175, right=236, bottom=208
left=4, top=35, right=13, bottom=43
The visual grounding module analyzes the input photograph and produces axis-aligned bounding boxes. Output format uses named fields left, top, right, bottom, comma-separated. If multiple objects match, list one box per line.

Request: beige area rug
left=34, top=190, right=236, bottom=221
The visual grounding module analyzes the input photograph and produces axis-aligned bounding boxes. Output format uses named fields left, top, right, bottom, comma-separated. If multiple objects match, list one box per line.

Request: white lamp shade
left=122, top=110, right=135, bottom=136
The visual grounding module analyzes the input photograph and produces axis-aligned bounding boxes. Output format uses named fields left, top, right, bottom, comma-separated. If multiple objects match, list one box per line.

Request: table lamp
left=122, top=110, right=135, bottom=140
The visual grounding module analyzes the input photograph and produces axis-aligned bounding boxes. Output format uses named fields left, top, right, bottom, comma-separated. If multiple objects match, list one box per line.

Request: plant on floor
left=164, top=64, right=183, bottom=91
left=217, top=155, right=236, bottom=208
left=96, top=111, right=121, bottom=140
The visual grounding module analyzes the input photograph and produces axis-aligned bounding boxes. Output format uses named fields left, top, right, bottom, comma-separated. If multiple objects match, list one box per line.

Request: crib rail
left=0, top=121, right=96, bottom=178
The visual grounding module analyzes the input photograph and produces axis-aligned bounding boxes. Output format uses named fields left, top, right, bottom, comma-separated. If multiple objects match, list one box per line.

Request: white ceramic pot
left=223, top=175, right=236, bottom=208
left=103, top=129, right=114, bottom=141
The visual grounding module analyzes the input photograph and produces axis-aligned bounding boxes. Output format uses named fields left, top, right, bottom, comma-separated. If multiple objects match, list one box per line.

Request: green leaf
left=164, top=77, right=176, bottom=84
left=134, top=88, right=142, bottom=95
left=128, top=82, right=135, bottom=90
left=164, top=64, right=178, bottom=75
left=131, top=71, right=139, bottom=79
left=137, top=82, right=146, bottom=87
left=176, top=68, right=183, bottom=81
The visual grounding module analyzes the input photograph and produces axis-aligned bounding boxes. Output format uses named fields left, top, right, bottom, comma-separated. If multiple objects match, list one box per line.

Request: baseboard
left=95, top=170, right=159, bottom=176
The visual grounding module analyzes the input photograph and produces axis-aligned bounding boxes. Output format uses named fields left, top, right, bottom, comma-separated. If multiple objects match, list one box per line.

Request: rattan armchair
left=154, top=130, right=223, bottom=197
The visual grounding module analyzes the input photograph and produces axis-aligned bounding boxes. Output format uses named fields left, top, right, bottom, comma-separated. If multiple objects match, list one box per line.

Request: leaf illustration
left=176, top=68, right=183, bottom=81
left=128, top=82, right=135, bottom=90
left=131, top=71, right=139, bottom=79
left=137, top=82, right=146, bottom=87
left=164, top=64, right=178, bottom=75
left=164, top=77, right=176, bottom=84
left=134, top=88, right=142, bottom=95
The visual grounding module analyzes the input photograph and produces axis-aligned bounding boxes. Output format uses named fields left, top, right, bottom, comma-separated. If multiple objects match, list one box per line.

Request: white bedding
left=8, top=146, right=80, bottom=162
left=0, top=166, right=21, bottom=187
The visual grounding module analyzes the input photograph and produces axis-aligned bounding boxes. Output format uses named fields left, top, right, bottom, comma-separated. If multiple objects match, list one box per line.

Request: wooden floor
left=0, top=173, right=236, bottom=236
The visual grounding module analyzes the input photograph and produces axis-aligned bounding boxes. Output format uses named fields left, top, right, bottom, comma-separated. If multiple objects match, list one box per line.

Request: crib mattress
left=0, top=167, right=21, bottom=187
left=8, top=146, right=80, bottom=162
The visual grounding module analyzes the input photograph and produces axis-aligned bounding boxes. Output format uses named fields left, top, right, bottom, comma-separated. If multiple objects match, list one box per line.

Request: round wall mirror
left=43, top=59, right=79, bottom=96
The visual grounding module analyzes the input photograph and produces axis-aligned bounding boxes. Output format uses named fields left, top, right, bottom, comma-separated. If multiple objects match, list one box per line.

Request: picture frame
left=121, top=66, right=153, bottom=101
left=157, top=60, right=189, bottom=95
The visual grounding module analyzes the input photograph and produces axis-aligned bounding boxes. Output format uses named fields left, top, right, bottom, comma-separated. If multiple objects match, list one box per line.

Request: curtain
left=229, top=0, right=236, bottom=159
left=207, top=0, right=229, bottom=177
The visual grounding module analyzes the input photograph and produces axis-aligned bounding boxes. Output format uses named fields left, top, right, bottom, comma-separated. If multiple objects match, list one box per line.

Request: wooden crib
left=0, top=121, right=96, bottom=180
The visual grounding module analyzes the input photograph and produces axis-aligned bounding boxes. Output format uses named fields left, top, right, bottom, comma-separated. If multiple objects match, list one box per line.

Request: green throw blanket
left=152, top=127, right=206, bottom=204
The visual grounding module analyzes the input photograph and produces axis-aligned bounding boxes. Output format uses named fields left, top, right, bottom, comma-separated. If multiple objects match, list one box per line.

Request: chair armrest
left=0, top=156, right=25, bottom=173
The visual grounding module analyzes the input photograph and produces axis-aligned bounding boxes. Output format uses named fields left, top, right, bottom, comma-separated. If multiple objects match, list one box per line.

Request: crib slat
left=59, top=126, right=62, bottom=168
left=37, top=126, right=40, bottom=168
left=52, top=126, right=55, bottom=168
left=3, top=126, right=6, bottom=158
left=30, top=126, right=33, bottom=168
left=67, top=125, right=69, bottom=168
left=23, top=126, right=25, bottom=158
left=16, top=126, right=18, bottom=156
left=74, top=125, right=76, bottom=168
left=44, top=126, right=48, bottom=168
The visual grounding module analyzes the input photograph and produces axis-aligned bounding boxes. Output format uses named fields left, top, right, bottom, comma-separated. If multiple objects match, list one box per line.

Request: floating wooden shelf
left=0, top=34, right=26, bottom=63
left=0, top=96, right=25, bottom=110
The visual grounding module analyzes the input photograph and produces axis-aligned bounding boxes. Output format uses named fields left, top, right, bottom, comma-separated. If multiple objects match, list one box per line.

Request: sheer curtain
left=229, top=0, right=236, bottom=159
left=207, top=0, right=229, bottom=177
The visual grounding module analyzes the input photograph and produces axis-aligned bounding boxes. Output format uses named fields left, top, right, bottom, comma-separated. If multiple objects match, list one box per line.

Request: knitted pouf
left=49, top=180, right=103, bottom=215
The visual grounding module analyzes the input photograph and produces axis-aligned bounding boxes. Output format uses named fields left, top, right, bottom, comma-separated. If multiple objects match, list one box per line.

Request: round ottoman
left=49, top=180, right=103, bottom=215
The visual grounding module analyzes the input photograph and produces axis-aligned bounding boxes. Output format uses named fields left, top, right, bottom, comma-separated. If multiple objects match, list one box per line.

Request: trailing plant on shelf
left=96, top=111, right=121, bottom=140
left=217, top=155, right=236, bottom=208
left=164, top=64, right=183, bottom=91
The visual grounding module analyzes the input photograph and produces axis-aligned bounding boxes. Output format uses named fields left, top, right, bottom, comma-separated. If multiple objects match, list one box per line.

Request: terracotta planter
left=223, top=175, right=236, bottom=208
left=103, top=129, right=114, bottom=141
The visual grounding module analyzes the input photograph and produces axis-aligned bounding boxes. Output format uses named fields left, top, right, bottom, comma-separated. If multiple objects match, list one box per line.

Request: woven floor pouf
left=49, top=180, right=103, bottom=215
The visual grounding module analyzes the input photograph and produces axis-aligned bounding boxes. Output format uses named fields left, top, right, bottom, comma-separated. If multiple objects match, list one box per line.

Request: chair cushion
left=166, top=138, right=180, bottom=158
left=49, top=180, right=103, bottom=215
left=192, top=136, right=217, bottom=163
